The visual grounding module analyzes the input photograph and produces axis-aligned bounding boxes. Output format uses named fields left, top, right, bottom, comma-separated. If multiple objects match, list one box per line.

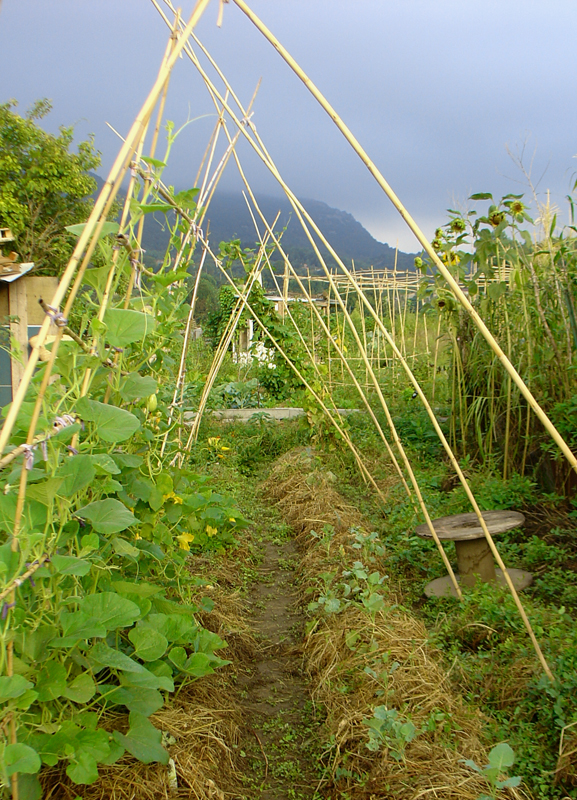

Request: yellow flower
left=441, top=251, right=461, bottom=266
left=206, top=525, right=218, bottom=538
left=229, top=517, right=236, bottom=523
left=176, top=532, right=195, bottom=551
left=207, top=437, right=221, bottom=447
left=163, top=491, right=183, bottom=504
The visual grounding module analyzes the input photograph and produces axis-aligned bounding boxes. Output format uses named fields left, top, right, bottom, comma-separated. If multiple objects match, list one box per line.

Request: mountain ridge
left=191, top=192, right=417, bottom=273
left=92, top=175, right=417, bottom=273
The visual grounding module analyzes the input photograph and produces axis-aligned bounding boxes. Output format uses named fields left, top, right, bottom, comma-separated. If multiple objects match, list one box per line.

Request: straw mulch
left=555, top=727, right=577, bottom=789
left=263, top=448, right=532, bottom=800
left=192, top=547, right=258, bottom=665
left=263, top=447, right=364, bottom=540
left=40, top=677, right=242, bottom=800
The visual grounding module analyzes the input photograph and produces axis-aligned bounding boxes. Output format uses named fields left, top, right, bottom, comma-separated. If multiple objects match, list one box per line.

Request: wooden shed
left=0, top=271, right=59, bottom=406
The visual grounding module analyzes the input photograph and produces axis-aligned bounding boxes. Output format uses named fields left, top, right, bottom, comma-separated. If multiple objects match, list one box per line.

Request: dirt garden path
left=39, top=451, right=528, bottom=800
left=234, top=532, right=322, bottom=800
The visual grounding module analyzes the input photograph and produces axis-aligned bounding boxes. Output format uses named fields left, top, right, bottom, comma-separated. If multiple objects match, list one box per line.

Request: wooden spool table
left=415, top=510, right=533, bottom=598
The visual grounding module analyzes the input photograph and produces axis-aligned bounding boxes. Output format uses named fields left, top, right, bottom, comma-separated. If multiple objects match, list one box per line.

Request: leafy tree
left=194, top=274, right=219, bottom=321
left=0, top=99, right=101, bottom=274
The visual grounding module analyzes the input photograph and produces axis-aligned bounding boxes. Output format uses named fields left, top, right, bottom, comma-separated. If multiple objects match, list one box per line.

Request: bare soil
left=234, top=536, right=322, bottom=800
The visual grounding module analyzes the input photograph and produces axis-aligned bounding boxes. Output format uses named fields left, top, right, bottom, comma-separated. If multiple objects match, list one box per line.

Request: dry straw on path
left=264, top=449, right=530, bottom=800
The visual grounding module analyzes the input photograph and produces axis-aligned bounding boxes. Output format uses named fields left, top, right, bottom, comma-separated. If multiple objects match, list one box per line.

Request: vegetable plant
left=0, top=165, right=248, bottom=796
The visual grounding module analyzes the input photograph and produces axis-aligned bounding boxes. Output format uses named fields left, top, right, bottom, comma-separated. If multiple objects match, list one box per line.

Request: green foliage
left=419, top=190, right=577, bottom=490
left=112, top=712, right=169, bottom=765
left=193, top=275, right=219, bottom=321
left=205, top=281, right=312, bottom=403
left=103, top=309, right=157, bottom=349
left=0, top=170, right=254, bottom=791
left=230, top=416, right=309, bottom=476
left=548, top=395, right=577, bottom=449
left=392, top=406, right=445, bottom=459
left=0, top=99, right=101, bottom=274
left=321, top=412, right=577, bottom=800
left=462, top=742, right=521, bottom=799
left=363, top=706, right=418, bottom=759
left=213, top=378, right=260, bottom=409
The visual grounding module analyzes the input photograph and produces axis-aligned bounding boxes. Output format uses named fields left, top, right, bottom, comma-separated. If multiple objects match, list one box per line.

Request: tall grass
left=422, top=193, right=577, bottom=492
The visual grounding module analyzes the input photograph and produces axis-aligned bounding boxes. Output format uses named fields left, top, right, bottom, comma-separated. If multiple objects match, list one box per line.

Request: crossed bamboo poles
left=154, top=0, right=561, bottom=678
left=1, top=11, right=573, bottom=796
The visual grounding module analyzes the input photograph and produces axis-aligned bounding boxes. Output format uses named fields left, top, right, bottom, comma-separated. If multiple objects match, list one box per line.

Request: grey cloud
left=1, top=0, right=576, bottom=252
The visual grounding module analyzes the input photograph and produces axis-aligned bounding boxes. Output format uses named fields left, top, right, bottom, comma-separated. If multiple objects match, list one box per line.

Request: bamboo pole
left=357, top=267, right=369, bottom=388
left=160, top=236, right=210, bottom=458
left=341, top=281, right=349, bottom=384
left=412, top=292, right=419, bottom=368
left=423, top=309, right=430, bottom=383
left=368, top=266, right=377, bottom=372
left=402, top=267, right=409, bottom=359
left=132, top=10, right=179, bottom=290
left=520, top=284, right=534, bottom=475
left=391, top=255, right=398, bottom=399
left=326, top=280, right=332, bottom=391
left=503, top=300, right=513, bottom=480
left=308, top=269, right=316, bottom=366
left=231, top=0, right=577, bottom=478
left=196, top=98, right=227, bottom=209
left=377, top=273, right=384, bottom=371
left=431, top=314, right=442, bottom=403
left=0, top=0, right=211, bottom=459
left=155, top=0, right=553, bottom=677
left=164, top=26, right=460, bottom=592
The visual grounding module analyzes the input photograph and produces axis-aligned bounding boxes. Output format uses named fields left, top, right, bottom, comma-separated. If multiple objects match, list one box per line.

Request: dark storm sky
left=1, top=0, right=576, bottom=251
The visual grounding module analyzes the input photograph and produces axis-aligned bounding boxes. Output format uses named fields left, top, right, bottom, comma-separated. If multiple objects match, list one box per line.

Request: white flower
left=233, top=351, right=253, bottom=366
left=251, top=341, right=276, bottom=365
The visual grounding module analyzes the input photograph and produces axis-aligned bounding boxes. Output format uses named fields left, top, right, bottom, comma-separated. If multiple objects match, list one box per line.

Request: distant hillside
left=190, top=193, right=417, bottom=273
left=93, top=176, right=417, bottom=276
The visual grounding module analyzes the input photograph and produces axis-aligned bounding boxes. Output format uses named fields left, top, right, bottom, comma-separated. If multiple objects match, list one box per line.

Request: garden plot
left=1, top=2, right=577, bottom=799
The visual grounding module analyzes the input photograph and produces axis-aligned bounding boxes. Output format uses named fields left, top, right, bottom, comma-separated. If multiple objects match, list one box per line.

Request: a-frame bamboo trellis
left=2, top=1, right=576, bottom=794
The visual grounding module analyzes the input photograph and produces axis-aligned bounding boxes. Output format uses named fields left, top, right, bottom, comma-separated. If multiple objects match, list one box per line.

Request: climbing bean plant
left=0, top=199, right=247, bottom=797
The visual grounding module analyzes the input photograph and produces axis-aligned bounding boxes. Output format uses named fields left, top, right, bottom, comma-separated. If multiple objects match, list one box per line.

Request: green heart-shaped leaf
left=113, top=712, right=168, bottom=764
left=128, top=627, right=168, bottom=661
left=104, top=309, right=156, bottom=348
left=80, top=592, right=140, bottom=630
left=76, top=397, right=140, bottom=443
left=76, top=499, right=137, bottom=535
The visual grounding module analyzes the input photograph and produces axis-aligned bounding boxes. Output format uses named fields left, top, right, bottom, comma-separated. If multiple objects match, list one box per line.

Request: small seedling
left=462, top=742, right=521, bottom=799
left=363, top=706, right=417, bottom=760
